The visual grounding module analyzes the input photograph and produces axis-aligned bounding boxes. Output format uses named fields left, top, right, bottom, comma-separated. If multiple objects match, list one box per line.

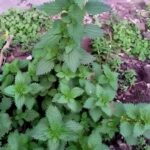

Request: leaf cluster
left=0, top=9, right=52, bottom=50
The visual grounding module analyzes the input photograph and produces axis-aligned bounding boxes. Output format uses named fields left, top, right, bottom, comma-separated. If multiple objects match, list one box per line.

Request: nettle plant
left=0, top=0, right=150, bottom=149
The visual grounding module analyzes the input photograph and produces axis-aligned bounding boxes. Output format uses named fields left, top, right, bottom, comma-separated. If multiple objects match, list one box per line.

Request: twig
left=0, top=35, right=13, bottom=68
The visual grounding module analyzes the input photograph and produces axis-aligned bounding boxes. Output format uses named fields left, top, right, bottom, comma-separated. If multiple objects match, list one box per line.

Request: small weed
left=0, top=8, right=52, bottom=50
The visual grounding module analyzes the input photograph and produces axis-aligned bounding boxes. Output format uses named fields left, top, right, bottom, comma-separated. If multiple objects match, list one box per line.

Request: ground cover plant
left=0, top=0, right=150, bottom=150
left=0, top=8, right=52, bottom=50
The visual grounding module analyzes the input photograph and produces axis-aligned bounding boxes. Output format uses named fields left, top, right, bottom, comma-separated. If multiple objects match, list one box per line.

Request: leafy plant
left=120, top=69, right=137, bottom=90
left=0, top=9, right=51, bottom=50
left=112, top=21, right=150, bottom=60
left=31, top=105, right=83, bottom=150
left=1, top=0, right=149, bottom=149
left=3, top=71, right=43, bottom=109
left=114, top=103, right=150, bottom=145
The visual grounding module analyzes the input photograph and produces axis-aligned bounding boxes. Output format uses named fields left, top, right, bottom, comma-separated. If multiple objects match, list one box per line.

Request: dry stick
left=0, top=35, right=13, bottom=68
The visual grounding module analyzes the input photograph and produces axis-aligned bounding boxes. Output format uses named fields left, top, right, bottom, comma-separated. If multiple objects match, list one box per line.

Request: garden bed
left=0, top=0, right=150, bottom=150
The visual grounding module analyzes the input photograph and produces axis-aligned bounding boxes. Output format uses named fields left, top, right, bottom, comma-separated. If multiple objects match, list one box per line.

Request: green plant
left=136, top=136, right=150, bottom=150
left=114, top=103, right=150, bottom=145
left=0, top=9, right=51, bottom=50
left=120, top=69, right=136, bottom=90
left=1, top=0, right=149, bottom=149
left=112, top=21, right=150, bottom=60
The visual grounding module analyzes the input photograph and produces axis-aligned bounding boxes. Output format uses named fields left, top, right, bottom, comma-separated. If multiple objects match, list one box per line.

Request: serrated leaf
left=15, top=94, right=26, bottom=110
left=23, top=110, right=39, bottom=122
left=38, top=2, right=62, bottom=16
left=48, top=139, right=60, bottom=150
left=85, top=1, right=110, bottom=15
left=84, top=25, right=103, bottom=39
left=85, top=80, right=95, bottom=95
left=7, top=131, right=29, bottom=150
left=71, top=87, right=84, bottom=98
left=68, top=100, right=81, bottom=112
left=25, top=97, right=35, bottom=110
left=68, top=23, right=84, bottom=44
left=0, top=97, right=12, bottom=112
left=65, top=120, right=83, bottom=134
left=124, top=104, right=138, bottom=120
left=29, top=83, right=43, bottom=94
left=31, top=118, right=49, bottom=141
left=0, top=113, right=11, bottom=138
left=133, top=123, right=144, bottom=137
left=80, top=50, right=95, bottom=64
left=46, top=105, right=62, bottom=127
left=3, top=85, right=15, bottom=97
left=88, top=129, right=102, bottom=149
left=64, top=49, right=81, bottom=73
left=35, top=30, right=60, bottom=49
left=84, top=97, right=95, bottom=109
left=120, top=122, right=133, bottom=138
left=36, top=59, right=54, bottom=75
left=74, top=0, right=88, bottom=9
left=89, top=108, right=102, bottom=122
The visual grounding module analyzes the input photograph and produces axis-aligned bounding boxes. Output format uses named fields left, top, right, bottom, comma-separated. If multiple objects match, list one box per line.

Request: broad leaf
left=71, top=87, right=84, bottom=98
left=3, top=85, right=15, bottom=97
left=46, top=105, right=62, bottom=127
left=74, top=0, right=88, bottom=9
left=15, top=94, right=26, bottom=110
left=31, top=118, right=49, bottom=141
left=120, top=122, right=133, bottom=138
left=36, top=59, right=54, bottom=75
left=85, top=1, right=110, bottom=15
left=48, top=139, right=60, bottom=150
left=89, top=108, right=102, bottom=122
left=64, top=49, right=81, bottom=73
left=0, top=113, right=11, bottom=138
left=84, top=25, right=103, bottom=39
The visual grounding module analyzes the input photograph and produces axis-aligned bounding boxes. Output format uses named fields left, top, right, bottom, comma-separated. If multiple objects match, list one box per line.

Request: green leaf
left=124, top=104, right=138, bottom=120
left=31, top=118, right=49, bottom=141
left=68, top=100, right=81, bottom=112
left=0, top=97, right=12, bottom=112
left=89, top=108, right=102, bottom=122
left=65, top=120, right=83, bottom=134
left=80, top=50, right=95, bottom=64
left=60, top=82, right=70, bottom=95
left=48, top=139, right=60, bottom=150
left=17, top=72, right=31, bottom=84
left=84, top=25, right=103, bottom=39
left=84, top=97, right=95, bottom=109
left=29, top=83, right=43, bottom=94
left=74, top=0, right=88, bottom=9
left=15, top=94, right=26, bottom=110
left=3, top=85, right=15, bottom=97
left=133, top=123, right=144, bottom=137
left=34, top=30, right=60, bottom=49
left=88, top=129, right=102, bottom=150
left=120, top=122, right=133, bottom=138
left=64, top=49, right=81, bottom=72
left=38, top=1, right=62, bottom=16
left=46, top=105, right=62, bottom=127
left=0, top=113, right=11, bottom=138
left=7, top=131, right=29, bottom=150
left=36, top=59, right=54, bottom=75
left=71, top=87, right=84, bottom=98
left=85, top=1, right=110, bottom=15
left=67, top=22, right=84, bottom=44
left=25, top=97, right=35, bottom=110
left=85, top=80, right=95, bottom=95
left=23, top=110, right=39, bottom=122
